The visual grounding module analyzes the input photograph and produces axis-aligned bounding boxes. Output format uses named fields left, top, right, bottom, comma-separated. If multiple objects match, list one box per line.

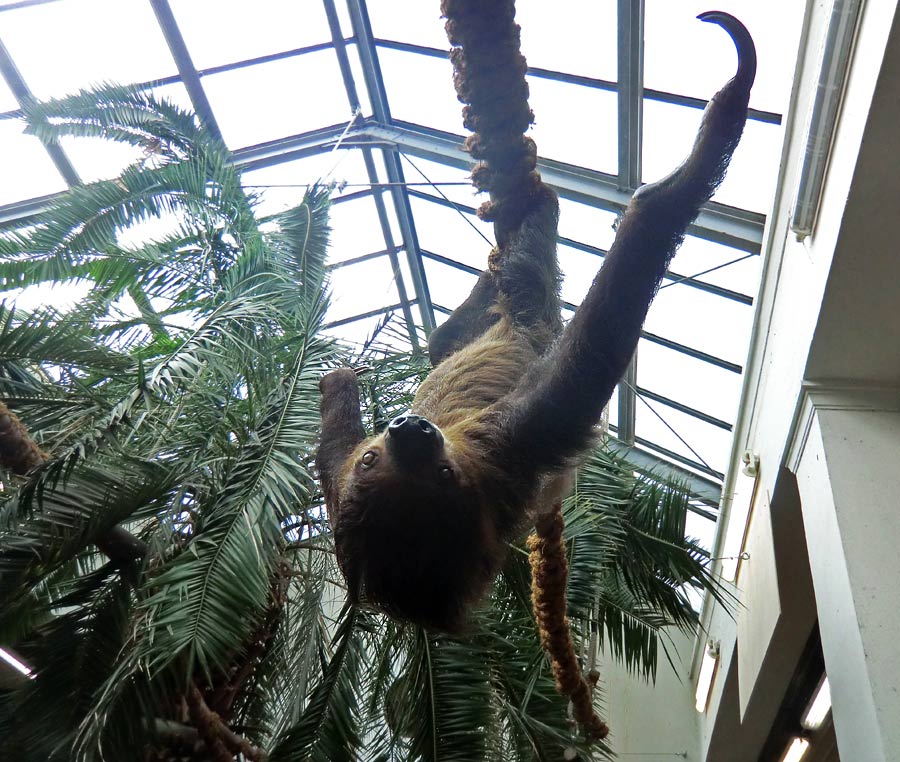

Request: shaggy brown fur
left=316, top=7, right=755, bottom=651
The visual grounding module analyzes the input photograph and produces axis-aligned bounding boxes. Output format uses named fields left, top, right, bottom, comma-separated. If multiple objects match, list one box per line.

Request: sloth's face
left=326, top=415, right=501, bottom=633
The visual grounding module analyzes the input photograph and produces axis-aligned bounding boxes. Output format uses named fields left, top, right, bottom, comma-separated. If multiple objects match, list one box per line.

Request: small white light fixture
left=780, top=737, right=810, bottom=762
left=791, top=0, right=864, bottom=239
left=694, top=640, right=719, bottom=712
left=801, top=676, right=832, bottom=730
left=0, top=647, right=34, bottom=678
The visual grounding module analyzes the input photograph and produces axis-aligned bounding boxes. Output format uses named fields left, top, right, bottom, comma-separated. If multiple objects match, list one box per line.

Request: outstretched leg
left=501, top=12, right=756, bottom=475
left=427, top=272, right=500, bottom=367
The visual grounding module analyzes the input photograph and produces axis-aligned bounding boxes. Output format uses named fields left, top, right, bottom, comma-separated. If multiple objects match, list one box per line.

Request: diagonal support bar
left=149, top=0, right=223, bottom=142
left=0, top=38, right=79, bottom=186
left=343, top=0, right=435, bottom=333
left=323, top=0, right=421, bottom=349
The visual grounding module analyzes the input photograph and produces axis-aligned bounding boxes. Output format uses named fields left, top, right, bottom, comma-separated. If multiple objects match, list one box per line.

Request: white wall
left=601, top=628, right=700, bottom=761
left=692, top=0, right=900, bottom=758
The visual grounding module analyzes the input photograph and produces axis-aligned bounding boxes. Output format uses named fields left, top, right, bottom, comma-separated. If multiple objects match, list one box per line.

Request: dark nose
left=386, top=415, right=442, bottom=462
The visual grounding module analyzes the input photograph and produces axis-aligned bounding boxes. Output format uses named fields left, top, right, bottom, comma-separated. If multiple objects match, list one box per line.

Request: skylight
left=0, top=0, right=807, bottom=554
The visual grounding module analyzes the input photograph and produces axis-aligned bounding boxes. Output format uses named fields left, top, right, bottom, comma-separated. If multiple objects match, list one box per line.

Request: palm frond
left=268, top=603, right=367, bottom=762
left=0, top=571, right=132, bottom=761
left=21, top=82, right=218, bottom=162
left=0, top=458, right=173, bottom=600
left=133, top=324, right=334, bottom=677
left=562, top=445, right=729, bottom=681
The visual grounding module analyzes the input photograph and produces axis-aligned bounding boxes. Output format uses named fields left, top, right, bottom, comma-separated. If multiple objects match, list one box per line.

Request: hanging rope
left=440, top=2, right=609, bottom=738
left=527, top=503, right=609, bottom=741
left=441, top=0, right=609, bottom=740
left=441, top=0, right=543, bottom=245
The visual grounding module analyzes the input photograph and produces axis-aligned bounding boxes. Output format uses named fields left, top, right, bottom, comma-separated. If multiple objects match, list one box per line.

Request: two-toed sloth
left=317, top=12, right=756, bottom=633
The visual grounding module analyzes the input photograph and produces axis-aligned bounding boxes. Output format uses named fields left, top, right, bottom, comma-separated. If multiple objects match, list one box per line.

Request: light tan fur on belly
left=412, top=318, right=538, bottom=429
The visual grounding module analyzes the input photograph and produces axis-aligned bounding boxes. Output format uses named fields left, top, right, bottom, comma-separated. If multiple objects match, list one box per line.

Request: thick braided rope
left=440, top=0, right=543, bottom=238
left=527, top=503, right=610, bottom=741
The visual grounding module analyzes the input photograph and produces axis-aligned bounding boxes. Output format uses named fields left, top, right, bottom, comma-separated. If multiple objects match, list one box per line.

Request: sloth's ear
left=316, top=369, right=366, bottom=511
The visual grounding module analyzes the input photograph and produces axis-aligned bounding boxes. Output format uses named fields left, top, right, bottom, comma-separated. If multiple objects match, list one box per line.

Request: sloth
left=317, top=12, right=756, bottom=633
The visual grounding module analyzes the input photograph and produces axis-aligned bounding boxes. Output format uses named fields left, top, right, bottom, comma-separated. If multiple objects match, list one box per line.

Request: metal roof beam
left=617, top=0, right=644, bottom=190
left=148, top=0, right=222, bottom=142
left=371, top=38, right=781, bottom=125
left=360, top=120, right=764, bottom=252
left=635, top=386, right=733, bottom=431
left=324, top=0, right=420, bottom=349
left=632, top=434, right=724, bottom=481
left=616, top=0, right=643, bottom=447
left=343, top=0, right=435, bottom=333
left=0, top=38, right=79, bottom=186
left=405, top=188, right=755, bottom=304
left=607, top=438, right=721, bottom=511
left=324, top=301, right=415, bottom=329
left=0, top=0, right=61, bottom=13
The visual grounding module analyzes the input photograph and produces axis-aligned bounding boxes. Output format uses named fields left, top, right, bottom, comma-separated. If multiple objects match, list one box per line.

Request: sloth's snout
left=386, top=415, right=443, bottom=464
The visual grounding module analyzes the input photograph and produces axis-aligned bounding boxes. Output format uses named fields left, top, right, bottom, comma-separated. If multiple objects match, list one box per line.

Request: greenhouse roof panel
left=0, top=0, right=806, bottom=512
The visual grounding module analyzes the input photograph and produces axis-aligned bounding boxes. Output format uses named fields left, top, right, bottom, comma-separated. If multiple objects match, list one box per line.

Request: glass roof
left=0, top=0, right=807, bottom=551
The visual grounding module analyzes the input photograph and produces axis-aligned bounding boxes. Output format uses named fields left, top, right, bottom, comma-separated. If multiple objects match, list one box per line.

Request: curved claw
left=697, top=11, right=757, bottom=87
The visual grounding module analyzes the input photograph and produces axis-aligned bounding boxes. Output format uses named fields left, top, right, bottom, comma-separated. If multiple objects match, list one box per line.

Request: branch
left=187, top=683, right=268, bottom=762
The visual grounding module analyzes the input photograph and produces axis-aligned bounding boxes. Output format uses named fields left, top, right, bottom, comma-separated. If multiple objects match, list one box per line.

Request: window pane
left=170, top=0, right=331, bottom=70
left=367, top=0, right=450, bottom=49
left=400, top=156, right=480, bottom=210
left=327, top=195, right=388, bottom=264
left=421, top=258, right=478, bottom=313
left=517, top=0, right=617, bottom=80
left=642, top=100, right=782, bottom=212
left=636, top=339, right=742, bottom=426
left=1, top=0, right=176, bottom=99
left=644, top=281, right=754, bottom=367
left=645, top=0, right=805, bottom=115
left=669, top=236, right=761, bottom=299
left=150, top=82, right=195, bottom=113
left=201, top=51, right=349, bottom=150
left=0, top=79, right=18, bottom=113
left=241, top=151, right=371, bottom=217
left=60, top=137, right=142, bottom=184
left=528, top=76, right=617, bottom=173
left=327, top=255, right=400, bottom=324
left=378, top=48, right=460, bottom=130
left=408, top=196, right=494, bottom=270
left=0, top=119, right=65, bottom=205
left=558, top=243, right=601, bottom=306
left=325, top=312, right=411, bottom=350
left=712, top=118, right=783, bottom=212
left=558, top=198, right=618, bottom=251
left=634, top=398, right=732, bottom=477
left=685, top=511, right=717, bottom=553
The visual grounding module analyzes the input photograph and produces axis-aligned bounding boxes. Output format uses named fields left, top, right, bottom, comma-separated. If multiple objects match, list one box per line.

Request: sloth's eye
left=360, top=451, right=378, bottom=469
left=439, top=465, right=454, bottom=481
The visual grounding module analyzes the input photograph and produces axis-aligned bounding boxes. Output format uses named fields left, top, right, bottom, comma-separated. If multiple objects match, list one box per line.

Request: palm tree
left=0, top=86, right=723, bottom=761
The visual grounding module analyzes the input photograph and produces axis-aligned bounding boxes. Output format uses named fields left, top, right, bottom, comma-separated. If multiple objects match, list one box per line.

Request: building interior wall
left=609, top=1, right=900, bottom=760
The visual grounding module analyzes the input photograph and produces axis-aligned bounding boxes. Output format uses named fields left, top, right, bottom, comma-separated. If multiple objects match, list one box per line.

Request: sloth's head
left=321, top=414, right=503, bottom=632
